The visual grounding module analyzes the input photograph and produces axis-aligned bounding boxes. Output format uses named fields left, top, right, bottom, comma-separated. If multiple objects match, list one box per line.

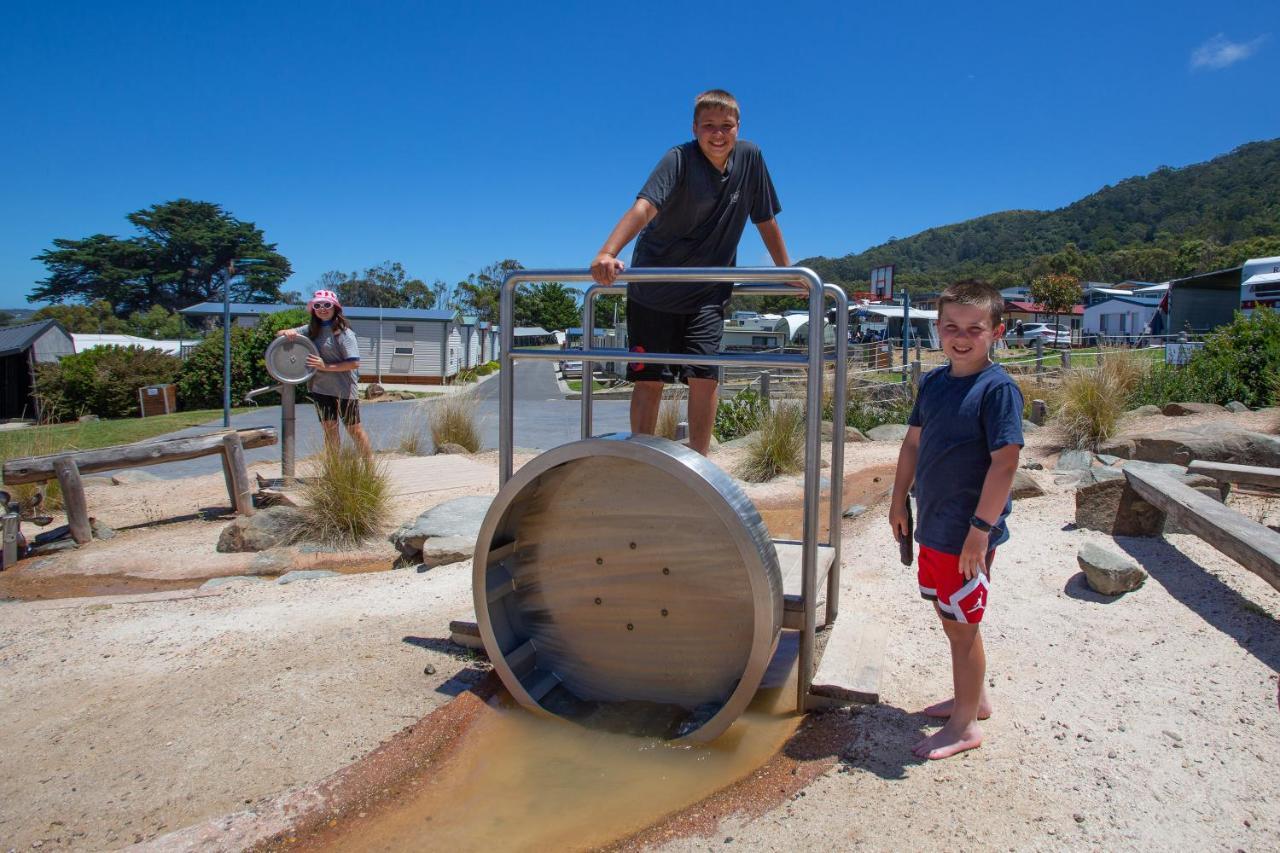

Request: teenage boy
left=590, top=89, right=794, bottom=455
left=889, top=279, right=1024, bottom=760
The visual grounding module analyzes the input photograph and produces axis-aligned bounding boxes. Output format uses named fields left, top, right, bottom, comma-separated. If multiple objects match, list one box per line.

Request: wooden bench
left=2, top=428, right=277, bottom=545
left=1123, top=465, right=1280, bottom=593
left=1187, top=460, right=1280, bottom=491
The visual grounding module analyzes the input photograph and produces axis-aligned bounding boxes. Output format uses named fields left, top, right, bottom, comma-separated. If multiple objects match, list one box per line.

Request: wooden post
left=759, top=371, right=771, bottom=401
left=53, top=457, right=92, bottom=544
left=1031, top=399, right=1047, bottom=426
left=1061, top=349, right=1071, bottom=369
left=2, top=511, right=19, bottom=568
left=1035, top=337, right=1045, bottom=375
left=221, top=433, right=254, bottom=516
left=910, top=360, right=921, bottom=392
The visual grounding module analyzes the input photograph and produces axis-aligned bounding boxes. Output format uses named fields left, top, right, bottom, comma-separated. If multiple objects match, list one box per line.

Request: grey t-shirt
left=294, top=324, right=359, bottom=399
left=630, top=139, right=782, bottom=314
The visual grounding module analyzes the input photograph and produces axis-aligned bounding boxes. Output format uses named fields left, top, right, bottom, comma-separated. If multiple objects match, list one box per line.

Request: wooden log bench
left=1123, top=465, right=1280, bottom=593
left=1187, top=460, right=1280, bottom=492
left=2, top=428, right=277, bottom=545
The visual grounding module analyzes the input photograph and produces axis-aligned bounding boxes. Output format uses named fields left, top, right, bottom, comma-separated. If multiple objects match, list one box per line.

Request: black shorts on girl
left=312, top=393, right=360, bottom=426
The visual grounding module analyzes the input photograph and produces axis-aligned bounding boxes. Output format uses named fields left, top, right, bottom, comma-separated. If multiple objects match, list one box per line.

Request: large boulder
left=1074, top=462, right=1223, bottom=535
left=1225, top=401, right=1250, bottom=413
left=866, top=424, right=910, bottom=442
left=390, top=495, right=495, bottom=564
left=216, top=506, right=304, bottom=553
left=1162, top=402, right=1227, bottom=416
left=820, top=421, right=868, bottom=442
left=1097, top=422, right=1280, bottom=468
left=1010, top=470, right=1045, bottom=500
left=1056, top=450, right=1095, bottom=471
left=1077, top=542, right=1147, bottom=595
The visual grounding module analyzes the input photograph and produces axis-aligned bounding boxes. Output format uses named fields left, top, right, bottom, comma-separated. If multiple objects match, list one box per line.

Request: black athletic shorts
left=625, top=298, right=724, bottom=383
left=312, top=392, right=361, bottom=426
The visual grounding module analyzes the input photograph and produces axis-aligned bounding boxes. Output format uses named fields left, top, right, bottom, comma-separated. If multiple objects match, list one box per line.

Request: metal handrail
left=501, top=266, right=834, bottom=712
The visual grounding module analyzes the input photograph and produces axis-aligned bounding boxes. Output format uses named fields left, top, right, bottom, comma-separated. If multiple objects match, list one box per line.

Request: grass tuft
left=295, top=445, right=391, bottom=548
left=1055, top=356, right=1144, bottom=449
left=655, top=392, right=685, bottom=441
left=738, top=402, right=804, bottom=482
left=429, top=392, right=481, bottom=453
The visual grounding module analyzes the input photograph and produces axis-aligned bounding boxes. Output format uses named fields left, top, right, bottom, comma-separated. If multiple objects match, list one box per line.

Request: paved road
left=131, top=360, right=633, bottom=479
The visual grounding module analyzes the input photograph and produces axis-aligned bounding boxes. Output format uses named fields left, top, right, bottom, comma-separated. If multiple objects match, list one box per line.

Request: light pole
left=223, top=258, right=266, bottom=427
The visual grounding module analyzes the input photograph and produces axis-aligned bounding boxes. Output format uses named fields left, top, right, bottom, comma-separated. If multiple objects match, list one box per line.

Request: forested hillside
left=802, top=139, right=1280, bottom=292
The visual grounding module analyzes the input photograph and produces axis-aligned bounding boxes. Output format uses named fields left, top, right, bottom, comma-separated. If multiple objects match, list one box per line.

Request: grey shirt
left=630, top=139, right=782, bottom=313
left=295, top=324, right=360, bottom=399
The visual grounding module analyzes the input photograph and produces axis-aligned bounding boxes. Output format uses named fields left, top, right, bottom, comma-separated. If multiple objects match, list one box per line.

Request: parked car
left=1005, top=322, right=1072, bottom=348
left=559, top=360, right=583, bottom=379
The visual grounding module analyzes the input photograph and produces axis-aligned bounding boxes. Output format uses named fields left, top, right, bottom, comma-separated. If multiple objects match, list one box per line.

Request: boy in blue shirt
left=890, top=279, right=1024, bottom=760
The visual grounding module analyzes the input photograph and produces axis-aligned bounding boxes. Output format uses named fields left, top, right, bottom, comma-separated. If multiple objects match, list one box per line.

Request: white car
left=1006, top=323, right=1072, bottom=348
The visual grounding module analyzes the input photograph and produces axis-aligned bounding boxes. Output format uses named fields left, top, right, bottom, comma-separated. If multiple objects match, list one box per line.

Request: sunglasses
left=312, top=301, right=335, bottom=310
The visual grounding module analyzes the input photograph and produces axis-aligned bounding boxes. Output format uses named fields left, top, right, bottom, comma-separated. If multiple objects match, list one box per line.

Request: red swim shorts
left=917, top=544, right=995, bottom=624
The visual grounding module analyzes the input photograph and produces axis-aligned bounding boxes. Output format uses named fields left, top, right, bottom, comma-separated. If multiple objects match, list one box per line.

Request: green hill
left=802, top=139, right=1280, bottom=291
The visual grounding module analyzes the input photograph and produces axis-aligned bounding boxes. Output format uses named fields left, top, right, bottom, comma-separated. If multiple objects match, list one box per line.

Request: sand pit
left=1, top=412, right=1278, bottom=850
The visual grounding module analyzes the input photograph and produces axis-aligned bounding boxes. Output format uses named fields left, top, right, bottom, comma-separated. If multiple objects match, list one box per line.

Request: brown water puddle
left=756, top=462, right=895, bottom=540
left=293, top=638, right=805, bottom=853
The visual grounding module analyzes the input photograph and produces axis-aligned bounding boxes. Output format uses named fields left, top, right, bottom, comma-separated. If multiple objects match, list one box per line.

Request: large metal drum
left=473, top=434, right=782, bottom=743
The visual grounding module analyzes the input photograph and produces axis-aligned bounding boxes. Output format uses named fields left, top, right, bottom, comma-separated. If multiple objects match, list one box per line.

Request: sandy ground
left=1, top=411, right=1278, bottom=850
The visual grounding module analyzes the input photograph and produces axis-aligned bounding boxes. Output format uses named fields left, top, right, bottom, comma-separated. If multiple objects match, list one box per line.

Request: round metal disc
left=263, top=335, right=318, bottom=384
left=474, top=434, right=782, bottom=743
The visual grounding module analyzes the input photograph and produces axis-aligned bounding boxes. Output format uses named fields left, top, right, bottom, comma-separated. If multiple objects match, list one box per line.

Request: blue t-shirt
left=908, top=362, right=1024, bottom=554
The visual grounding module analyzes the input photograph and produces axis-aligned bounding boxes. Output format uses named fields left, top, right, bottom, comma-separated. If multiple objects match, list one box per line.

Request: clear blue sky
left=1, top=0, right=1276, bottom=309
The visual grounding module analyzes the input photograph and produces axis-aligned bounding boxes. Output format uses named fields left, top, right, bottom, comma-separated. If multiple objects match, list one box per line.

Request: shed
left=1164, top=267, right=1242, bottom=334
left=179, top=302, right=464, bottom=384
left=1082, top=295, right=1161, bottom=341
left=459, top=315, right=483, bottom=368
left=0, top=320, right=74, bottom=421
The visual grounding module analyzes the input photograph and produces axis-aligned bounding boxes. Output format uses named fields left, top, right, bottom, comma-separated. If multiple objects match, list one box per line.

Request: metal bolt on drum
left=473, top=434, right=783, bottom=743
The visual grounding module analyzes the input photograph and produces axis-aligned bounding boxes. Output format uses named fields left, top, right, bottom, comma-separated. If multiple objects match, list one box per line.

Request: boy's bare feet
left=912, top=721, right=984, bottom=760
left=922, top=697, right=992, bottom=720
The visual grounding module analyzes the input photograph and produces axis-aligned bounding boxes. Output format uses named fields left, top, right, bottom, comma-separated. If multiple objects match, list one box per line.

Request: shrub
left=1180, top=308, right=1280, bottom=408
left=738, top=402, right=804, bottom=482
left=175, top=308, right=310, bottom=410
left=35, top=346, right=179, bottom=421
left=714, top=388, right=770, bottom=442
left=1055, top=357, right=1143, bottom=449
left=430, top=392, right=481, bottom=452
left=295, top=446, right=391, bottom=548
left=839, top=383, right=915, bottom=434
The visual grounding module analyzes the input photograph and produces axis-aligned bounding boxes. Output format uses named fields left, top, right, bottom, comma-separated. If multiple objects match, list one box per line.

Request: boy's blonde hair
left=694, top=89, right=740, bottom=121
left=937, top=279, right=1005, bottom=328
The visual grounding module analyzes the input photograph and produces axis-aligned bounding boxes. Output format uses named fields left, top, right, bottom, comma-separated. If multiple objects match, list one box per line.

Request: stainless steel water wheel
left=473, top=434, right=782, bottom=743
left=263, top=334, right=318, bottom=384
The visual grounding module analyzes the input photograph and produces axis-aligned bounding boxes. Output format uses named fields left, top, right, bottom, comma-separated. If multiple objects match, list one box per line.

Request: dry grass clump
left=738, top=402, right=804, bottom=482
left=295, top=446, right=391, bottom=548
left=429, top=392, right=481, bottom=453
left=1055, top=357, right=1144, bottom=449
left=655, top=392, right=685, bottom=441
left=397, top=403, right=428, bottom=455
left=1014, top=375, right=1062, bottom=421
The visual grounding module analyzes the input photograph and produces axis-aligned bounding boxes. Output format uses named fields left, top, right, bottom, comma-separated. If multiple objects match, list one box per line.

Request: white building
left=71, top=333, right=199, bottom=357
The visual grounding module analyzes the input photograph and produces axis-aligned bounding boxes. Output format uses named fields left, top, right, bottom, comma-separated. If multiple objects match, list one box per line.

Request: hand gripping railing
left=499, top=267, right=846, bottom=712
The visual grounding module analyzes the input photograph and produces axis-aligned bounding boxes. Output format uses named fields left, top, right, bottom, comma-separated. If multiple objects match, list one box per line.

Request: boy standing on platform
left=889, top=279, right=1024, bottom=760
left=590, top=89, right=794, bottom=455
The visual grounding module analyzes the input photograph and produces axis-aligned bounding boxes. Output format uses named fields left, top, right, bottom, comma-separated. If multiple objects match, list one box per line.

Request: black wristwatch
left=969, top=515, right=996, bottom=533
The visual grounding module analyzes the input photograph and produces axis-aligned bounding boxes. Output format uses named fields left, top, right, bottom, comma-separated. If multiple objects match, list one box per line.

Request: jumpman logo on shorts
left=966, top=591, right=986, bottom=615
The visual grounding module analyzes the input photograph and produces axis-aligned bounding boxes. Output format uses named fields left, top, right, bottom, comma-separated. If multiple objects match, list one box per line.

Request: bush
left=837, top=383, right=915, bottom=434
left=295, top=446, right=391, bottom=548
left=714, top=388, right=770, bottom=442
left=175, top=309, right=310, bottom=410
left=1056, top=357, right=1143, bottom=449
left=35, top=346, right=180, bottom=421
left=430, top=392, right=481, bottom=452
left=1181, top=308, right=1280, bottom=408
left=738, top=402, right=804, bottom=482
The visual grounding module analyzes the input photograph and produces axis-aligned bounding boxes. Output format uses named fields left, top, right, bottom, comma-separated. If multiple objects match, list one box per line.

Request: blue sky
left=1, top=0, right=1276, bottom=309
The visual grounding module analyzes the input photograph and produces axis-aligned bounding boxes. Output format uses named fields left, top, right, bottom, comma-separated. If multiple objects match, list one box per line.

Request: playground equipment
left=245, top=334, right=318, bottom=481
left=474, top=268, right=848, bottom=742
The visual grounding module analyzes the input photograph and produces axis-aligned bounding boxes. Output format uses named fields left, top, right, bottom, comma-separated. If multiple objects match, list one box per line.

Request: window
left=395, top=324, right=414, bottom=334
left=394, top=346, right=413, bottom=355
left=752, top=336, right=773, bottom=347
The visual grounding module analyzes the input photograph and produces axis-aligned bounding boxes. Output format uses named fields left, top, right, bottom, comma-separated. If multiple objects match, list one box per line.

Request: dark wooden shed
left=0, top=319, right=74, bottom=421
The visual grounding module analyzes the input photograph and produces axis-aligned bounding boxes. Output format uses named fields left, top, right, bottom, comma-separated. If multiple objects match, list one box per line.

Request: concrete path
left=122, top=360, right=633, bottom=480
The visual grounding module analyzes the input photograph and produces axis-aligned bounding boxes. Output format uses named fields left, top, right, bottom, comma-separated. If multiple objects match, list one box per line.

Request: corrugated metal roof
left=179, top=302, right=456, bottom=322
left=0, top=319, right=62, bottom=358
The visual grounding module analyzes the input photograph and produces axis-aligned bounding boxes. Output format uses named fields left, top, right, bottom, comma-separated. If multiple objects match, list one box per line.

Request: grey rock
left=1130, top=405, right=1162, bottom=416
left=1103, top=422, right=1280, bottom=468
left=436, top=442, right=471, bottom=455
left=1022, top=461, right=1044, bottom=471
left=111, top=470, right=160, bottom=485
left=820, top=422, right=868, bottom=442
left=77, top=414, right=100, bottom=423
left=28, top=538, right=78, bottom=556
left=200, top=575, right=267, bottom=590
left=719, top=432, right=759, bottom=449
left=1161, top=402, right=1227, bottom=416
left=390, top=495, right=495, bottom=559
left=1010, top=470, right=1045, bottom=500
left=1056, top=450, right=1095, bottom=471
left=248, top=549, right=294, bottom=575
left=1074, top=462, right=1221, bottom=535
left=216, top=506, right=305, bottom=553
left=90, top=518, right=116, bottom=540
left=1225, top=401, right=1250, bottom=413
left=276, top=570, right=340, bottom=584
left=420, top=535, right=477, bottom=567
left=1077, top=542, right=1147, bottom=595
left=866, top=424, right=910, bottom=442
left=365, top=383, right=385, bottom=398
left=842, top=504, right=868, bottom=519
left=1095, top=454, right=1122, bottom=466
left=1022, top=419, right=1040, bottom=433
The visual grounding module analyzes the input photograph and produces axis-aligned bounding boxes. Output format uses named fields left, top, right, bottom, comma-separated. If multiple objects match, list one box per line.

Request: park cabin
left=0, top=319, right=74, bottom=421
left=850, top=304, right=940, bottom=349
left=179, top=302, right=464, bottom=384
left=1081, top=289, right=1164, bottom=342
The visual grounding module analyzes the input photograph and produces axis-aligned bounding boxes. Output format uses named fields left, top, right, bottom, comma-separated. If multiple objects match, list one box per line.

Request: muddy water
left=756, top=461, right=895, bottom=540
left=311, top=637, right=804, bottom=852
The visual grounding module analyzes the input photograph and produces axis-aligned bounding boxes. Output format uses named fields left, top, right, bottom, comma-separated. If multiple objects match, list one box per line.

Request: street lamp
left=223, top=258, right=266, bottom=427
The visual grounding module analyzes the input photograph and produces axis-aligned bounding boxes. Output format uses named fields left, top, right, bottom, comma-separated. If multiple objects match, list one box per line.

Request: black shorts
left=625, top=299, right=724, bottom=383
left=312, top=393, right=361, bottom=426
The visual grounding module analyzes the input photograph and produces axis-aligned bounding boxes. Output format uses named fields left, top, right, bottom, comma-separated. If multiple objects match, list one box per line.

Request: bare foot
left=922, top=697, right=992, bottom=720
left=912, top=722, right=983, bottom=760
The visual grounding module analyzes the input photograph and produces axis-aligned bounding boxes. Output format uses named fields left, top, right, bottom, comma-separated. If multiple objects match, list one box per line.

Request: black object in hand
left=897, top=500, right=914, bottom=566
